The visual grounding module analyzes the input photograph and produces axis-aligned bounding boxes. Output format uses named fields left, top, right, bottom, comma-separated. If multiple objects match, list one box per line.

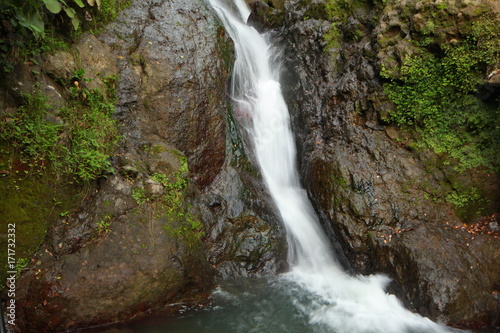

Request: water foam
left=208, top=1, right=464, bottom=332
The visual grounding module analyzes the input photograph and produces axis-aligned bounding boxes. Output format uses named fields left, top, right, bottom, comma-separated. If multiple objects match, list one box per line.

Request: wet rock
left=100, top=0, right=228, bottom=189
left=10, top=0, right=288, bottom=331
left=197, top=166, right=287, bottom=279
left=248, top=1, right=284, bottom=31
left=42, top=51, right=77, bottom=82
left=276, top=0, right=500, bottom=329
left=14, top=175, right=214, bottom=332
left=74, top=33, right=118, bottom=91
left=14, top=147, right=216, bottom=333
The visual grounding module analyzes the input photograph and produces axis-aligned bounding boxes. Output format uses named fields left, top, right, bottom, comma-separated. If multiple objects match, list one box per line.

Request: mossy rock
left=0, top=151, right=86, bottom=288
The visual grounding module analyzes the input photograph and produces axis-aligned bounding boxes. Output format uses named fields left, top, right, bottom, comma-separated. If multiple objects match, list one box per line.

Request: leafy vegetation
left=381, top=18, right=500, bottom=172
left=153, top=156, right=205, bottom=250
left=323, top=1, right=499, bottom=172
left=15, top=258, right=30, bottom=276
left=130, top=152, right=205, bottom=251
left=97, top=214, right=112, bottom=235
left=0, top=0, right=129, bottom=73
left=130, top=187, right=145, bottom=204
left=1, top=89, right=61, bottom=169
left=0, top=74, right=119, bottom=182
left=0, top=0, right=127, bottom=288
left=325, top=0, right=360, bottom=22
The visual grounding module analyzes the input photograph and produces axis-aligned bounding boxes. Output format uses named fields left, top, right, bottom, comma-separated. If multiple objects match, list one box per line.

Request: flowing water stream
left=202, top=1, right=463, bottom=332
left=92, top=1, right=467, bottom=332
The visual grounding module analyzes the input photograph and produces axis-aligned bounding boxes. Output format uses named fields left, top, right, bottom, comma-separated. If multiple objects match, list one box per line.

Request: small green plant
left=0, top=73, right=119, bottom=182
left=324, top=0, right=353, bottom=49
left=331, top=173, right=349, bottom=189
left=164, top=214, right=204, bottom=251
left=96, top=214, right=112, bottom=234
left=323, top=0, right=373, bottom=49
left=445, top=188, right=481, bottom=209
left=152, top=156, right=205, bottom=251
left=15, top=258, right=29, bottom=275
left=58, top=82, right=119, bottom=181
left=324, top=23, right=342, bottom=49
left=0, top=0, right=129, bottom=74
left=131, top=187, right=148, bottom=205
left=0, top=0, right=119, bottom=41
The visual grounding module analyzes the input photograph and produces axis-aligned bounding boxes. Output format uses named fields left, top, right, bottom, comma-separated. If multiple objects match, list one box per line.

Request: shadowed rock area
left=5, top=0, right=286, bottom=331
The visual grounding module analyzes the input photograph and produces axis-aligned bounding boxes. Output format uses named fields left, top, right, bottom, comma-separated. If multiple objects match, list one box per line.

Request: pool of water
left=87, top=276, right=486, bottom=333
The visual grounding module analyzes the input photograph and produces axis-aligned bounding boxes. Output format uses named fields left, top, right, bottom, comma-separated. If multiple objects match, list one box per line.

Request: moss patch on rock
left=0, top=148, right=87, bottom=287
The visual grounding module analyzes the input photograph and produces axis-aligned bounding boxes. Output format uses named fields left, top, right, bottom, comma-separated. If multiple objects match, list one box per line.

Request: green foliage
left=324, top=0, right=357, bottom=48
left=0, top=74, right=119, bottom=182
left=471, top=17, right=500, bottom=65
left=1, top=89, right=62, bottom=167
left=382, top=33, right=500, bottom=171
left=96, top=214, right=112, bottom=235
left=57, top=83, right=119, bottom=181
left=0, top=165, right=87, bottom=288
left=0, top=0, right=129, bottom=73
left=15, top=258, right=29, bottom=276
left=164, top=215, right=204, bottom=252
left=324, top=23, right=341, bottom=49
left=0, top=0, right=92, bottom=41
left=132, top=187, right=148, bottom=205
left=331, top=173, right=349, bottom=189
left=130, top=153, right=204, bottom=250
left=155, top=158, right=204, bottom=251
left=323, top=0, right=375, bottom=49
left=325, top=0, right=359, bottom=21
left=446, top=188, right=481, bottom=209
left=96, top=0, right=127, bottom=24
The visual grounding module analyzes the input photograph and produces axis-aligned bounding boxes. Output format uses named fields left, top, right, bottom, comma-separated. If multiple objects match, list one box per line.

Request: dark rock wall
left=268, top=0, right=500, bottom=329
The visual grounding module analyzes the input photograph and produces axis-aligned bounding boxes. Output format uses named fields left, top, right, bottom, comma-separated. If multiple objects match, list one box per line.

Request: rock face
left=7, top=0, right=286, bottom=331
left=263, top=0, right=500, bottom=329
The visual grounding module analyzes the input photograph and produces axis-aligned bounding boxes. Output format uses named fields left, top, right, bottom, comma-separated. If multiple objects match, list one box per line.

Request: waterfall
left=208, top=1, right=463, bottom=332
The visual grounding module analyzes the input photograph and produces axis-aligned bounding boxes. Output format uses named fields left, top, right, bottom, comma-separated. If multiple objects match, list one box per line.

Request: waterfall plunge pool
left=87, top=275, right=474, bottom=333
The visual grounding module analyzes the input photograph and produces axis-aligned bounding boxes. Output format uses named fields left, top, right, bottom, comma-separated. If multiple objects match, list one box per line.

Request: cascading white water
left=209, top=1, right=463, bottom=332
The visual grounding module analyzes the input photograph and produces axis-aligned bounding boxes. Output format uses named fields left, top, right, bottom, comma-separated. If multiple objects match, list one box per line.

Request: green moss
left=159, top=155, right=204, bottom=251
left=379, top=11, right=500, bottom=172
left=331, top=171, right=349, bottom=190
left=216, top=26, right=234, bottom=71
left=0, top=149, right=87, bottom=288
left=382, top=34, right=500, bottom=171
left=130, top=151, right=204, bottom=252
left=227, top=108, right=260, bottom=177
left=323, top=0, right=374, bottom=50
